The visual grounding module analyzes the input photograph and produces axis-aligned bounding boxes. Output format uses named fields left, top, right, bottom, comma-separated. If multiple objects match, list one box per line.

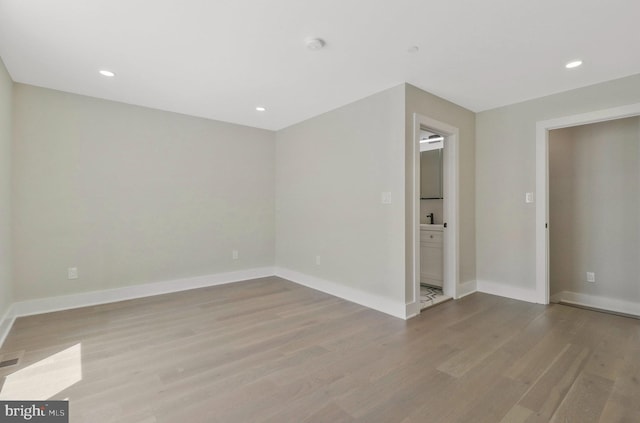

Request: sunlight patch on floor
left=0, top=343, right=82, bottom=400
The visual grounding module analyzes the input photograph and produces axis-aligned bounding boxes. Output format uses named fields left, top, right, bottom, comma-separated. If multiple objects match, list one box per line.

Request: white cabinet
left=420, top=229, right=443, bottom=288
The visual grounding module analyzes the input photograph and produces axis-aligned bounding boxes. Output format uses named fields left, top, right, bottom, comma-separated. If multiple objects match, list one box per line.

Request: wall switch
left=525, top=192, right=534, bottom=203
left=586, top=272, right=595, bottom=283
left=315, top=255, right=321, bottom=265
left=381, top=192, right=392, bottom=204
left=68, top=267, right=78, bottom=280
left=232, top=250, right=239, bottom=260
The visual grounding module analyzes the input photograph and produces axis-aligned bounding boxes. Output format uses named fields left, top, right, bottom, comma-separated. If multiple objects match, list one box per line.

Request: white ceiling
left=1, top=0, right=639, bottom=131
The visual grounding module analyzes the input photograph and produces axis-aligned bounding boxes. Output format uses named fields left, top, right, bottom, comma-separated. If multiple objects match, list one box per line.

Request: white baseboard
left=552, top=291, right=640, bottom=318
left=1, top=265, right=409, bottom=349
left=457, top=280, right=477, bottom=299
left=405, top=301, right=419, bottom=319
left=0, top=267, right=274, bottom=349
left=274, top=267, right=407, bottom=319
left=9, top=267, right=275, bottom=319
left=476, top=280, right=539, bottom=304
left=549, top=292, right=563, bottom=303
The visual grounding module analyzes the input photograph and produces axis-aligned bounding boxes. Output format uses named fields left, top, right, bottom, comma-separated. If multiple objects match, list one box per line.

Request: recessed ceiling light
left=305, top=38, right=325, bottom=51
left=256, top=106, right=266, bottom=112
left=99, top=70, right=115, bottom=77
left=565, top=60, right=582, bottom=69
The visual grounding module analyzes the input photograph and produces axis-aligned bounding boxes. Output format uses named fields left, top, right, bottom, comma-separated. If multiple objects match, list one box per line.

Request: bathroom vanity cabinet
left=420, top=227, right=443, bottom=288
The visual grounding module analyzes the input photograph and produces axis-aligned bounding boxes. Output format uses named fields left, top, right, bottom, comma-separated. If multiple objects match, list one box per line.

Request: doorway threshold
left=420, top=285, right=452, bottom=311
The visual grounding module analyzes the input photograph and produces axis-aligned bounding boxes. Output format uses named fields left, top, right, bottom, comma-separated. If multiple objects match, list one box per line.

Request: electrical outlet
left=68, top=267, right=78, bottom=280
left=381, top=192, right=392, bottom=204
left=315, top=255, right=321, bottom=265
left=232, top=250, right=239, bottom=260
left=586, top=272, right=595, bottom=283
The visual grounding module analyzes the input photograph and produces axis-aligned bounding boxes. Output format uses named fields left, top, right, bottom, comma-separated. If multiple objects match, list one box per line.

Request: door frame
left=535, top=102, right=640, bottom=304
left=411, top=113, right=459, bottom=315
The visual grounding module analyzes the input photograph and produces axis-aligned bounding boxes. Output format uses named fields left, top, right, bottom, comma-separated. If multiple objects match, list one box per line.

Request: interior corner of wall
left=0, top=303, right=16, bottom=349
left=457, top=280, right=477, bottom=298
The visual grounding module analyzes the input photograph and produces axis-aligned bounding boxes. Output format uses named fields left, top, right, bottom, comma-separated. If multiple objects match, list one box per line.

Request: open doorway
left=536, top=102, right=640, bottom=317
left=418, top=129, right=449, bottom=309
left=410, top=114, right=460, bottom=316
left=547, top=117, right=640, bottom=315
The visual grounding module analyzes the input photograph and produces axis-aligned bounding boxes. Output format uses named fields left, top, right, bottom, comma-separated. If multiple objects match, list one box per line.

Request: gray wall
left=0, top=58, right=12, bottom=319
left=12, top=84, right=275, bottom=301
left=549, top=117, right=640, bottom=301
left=476, top=74, right=640, bottom=292
left=405, top=84, right=476, bottom=301
left=9, top=63, right=639, bottom=314
left=275, top=85, right=406, bottom=303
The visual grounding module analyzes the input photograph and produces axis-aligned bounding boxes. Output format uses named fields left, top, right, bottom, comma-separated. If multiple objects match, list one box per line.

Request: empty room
left=1, top=1, right=639, bottom=422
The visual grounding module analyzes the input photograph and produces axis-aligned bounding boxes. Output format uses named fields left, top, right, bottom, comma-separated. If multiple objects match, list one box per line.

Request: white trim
left=457, top=280, right=477, bottom=299
left=412, top=116, right=420, bottom=307
left=537, top=103, right=640, bottom=132
left=412, top=114, right=460, bottom=312
left=535, top=102, right=640, bottom=305
left=10, top=267, right=275, bottom=318
left=477, top=280, right=539, bottom=303
left=1, top=265, right=411, bottom=348
left=0, top=304, right=16, bottom=349
left=552, top=291, right=640, bottom=318
left=535, top=123, right=549, bottom=304
left=275, top=267, right=406, bottom=319
left=0, top=265, right=411, bottom=349
left=549, top=292, right=563, bottom=303
left=404, top=301, right=420, bottom=319
left=405, top=301, right=419, bottom=319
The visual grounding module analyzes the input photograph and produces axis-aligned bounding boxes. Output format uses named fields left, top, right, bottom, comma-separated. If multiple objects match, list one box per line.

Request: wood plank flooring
left=1, top=276, right=639, bottom=422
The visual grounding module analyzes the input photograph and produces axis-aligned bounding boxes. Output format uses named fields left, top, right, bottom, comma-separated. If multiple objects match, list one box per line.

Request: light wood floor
left=1, top=277, right=639, bottom=422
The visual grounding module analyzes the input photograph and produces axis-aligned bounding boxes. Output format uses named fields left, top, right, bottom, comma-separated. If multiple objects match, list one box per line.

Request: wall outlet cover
left=586, top=272, right=595, bottom=283
left=68, top=267, right=78, bottom=280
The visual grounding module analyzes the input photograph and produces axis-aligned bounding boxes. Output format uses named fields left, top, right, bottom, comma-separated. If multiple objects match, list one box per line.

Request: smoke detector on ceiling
left=305, top=38, right=325, bottom=51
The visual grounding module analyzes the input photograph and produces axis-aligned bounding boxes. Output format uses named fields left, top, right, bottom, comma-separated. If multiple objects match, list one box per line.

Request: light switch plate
left=525, top=192, right=534, bottom=203
left=68, top=267, right=78, bottom=280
